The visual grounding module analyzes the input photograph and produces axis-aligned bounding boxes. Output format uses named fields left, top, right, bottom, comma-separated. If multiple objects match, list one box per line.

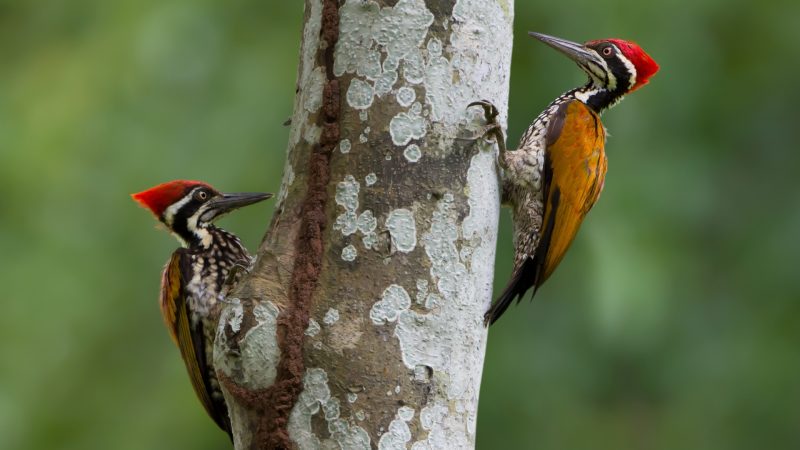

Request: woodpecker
left=473, top=32, right=659, bottom=325
left=132, top=180, right=272, bottom=438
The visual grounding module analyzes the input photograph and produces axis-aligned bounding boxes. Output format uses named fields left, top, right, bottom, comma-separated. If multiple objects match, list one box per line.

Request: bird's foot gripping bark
left=219, top=261, right=252, bottom=303
left=467, top=100, right=508, bottom=169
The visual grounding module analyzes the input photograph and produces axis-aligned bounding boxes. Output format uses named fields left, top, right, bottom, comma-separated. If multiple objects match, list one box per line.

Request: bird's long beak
left=201, top=192, right=272, bottom=222
left=529, top=32, right=603, bottom=69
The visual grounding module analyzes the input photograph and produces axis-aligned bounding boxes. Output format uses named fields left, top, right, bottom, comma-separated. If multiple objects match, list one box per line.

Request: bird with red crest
left=132, top=180, right=272, bottom=438
left=470, top=32, right=659, bottom=325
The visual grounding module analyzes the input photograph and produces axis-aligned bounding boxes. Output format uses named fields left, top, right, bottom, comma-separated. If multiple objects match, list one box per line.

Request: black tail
left=484, top=257, right=541, bottom=326
left=485, top=188, right=558, bottom=326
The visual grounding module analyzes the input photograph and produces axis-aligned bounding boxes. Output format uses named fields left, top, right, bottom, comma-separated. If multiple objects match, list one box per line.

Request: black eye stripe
left=165, top=187, right=209, bottom=242
left=170, top=200, right=203, bottom=242
left=606, top=56, right=631, bottom=92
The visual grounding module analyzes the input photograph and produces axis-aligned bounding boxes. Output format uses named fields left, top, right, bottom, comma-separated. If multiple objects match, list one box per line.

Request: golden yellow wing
left=160, top=251, right=231, bottom=437
left=538, top=99, right=607, bottom=282
left=159, top=253, right=182, bottom=346
left=486, top=99, right=606, bottom=325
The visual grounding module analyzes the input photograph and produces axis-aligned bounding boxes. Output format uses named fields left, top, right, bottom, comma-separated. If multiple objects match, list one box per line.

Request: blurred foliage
left=1, top=1, right=798, bottom=449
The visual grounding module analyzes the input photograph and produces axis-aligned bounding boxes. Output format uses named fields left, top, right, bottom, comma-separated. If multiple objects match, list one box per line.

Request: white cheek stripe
left=618, top=52, right=637, bottom=89
left=186, top=200, right=214, bottom=248
left=163, top=187, right=214, bottom=248
left=586, top=60, right=608, bottom=86
left=599, top=58, right=617, bottom=90
left=586, top=57, right=618, bottom=91
left=191, top=221, right=212, bottom=247
left=163, top=191, right=195, bottom=227
left=606, top=71, right=617, bottom=91
left=575, top=88, right=599, bottom=104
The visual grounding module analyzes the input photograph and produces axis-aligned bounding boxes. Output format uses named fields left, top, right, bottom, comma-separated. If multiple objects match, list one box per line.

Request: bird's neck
left=569, top=82, right=625, bottom=114
left=173, top=221, right=220, bottom=250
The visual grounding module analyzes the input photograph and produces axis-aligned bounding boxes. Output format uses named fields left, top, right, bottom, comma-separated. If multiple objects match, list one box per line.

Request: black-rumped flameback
left=132, top=180, right=272, bottom=438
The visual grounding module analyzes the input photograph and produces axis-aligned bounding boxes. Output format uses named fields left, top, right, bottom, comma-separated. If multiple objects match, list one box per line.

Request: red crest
left=605, top=39, right=659, bottom=92
left=131, top=180, right=212, bottom=217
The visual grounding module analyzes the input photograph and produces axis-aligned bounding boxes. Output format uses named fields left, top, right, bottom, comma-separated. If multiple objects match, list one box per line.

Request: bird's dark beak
left=201, top=192, right=272, bottom=222
left=529, top=32, right=603, bottom=69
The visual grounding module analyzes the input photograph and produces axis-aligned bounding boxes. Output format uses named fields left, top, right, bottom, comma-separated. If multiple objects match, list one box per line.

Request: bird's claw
left=467, top=100, right=508, bottom=164
left=468, top=100, right=500, bottom=122
left=222, top=261, right=251, bottom=293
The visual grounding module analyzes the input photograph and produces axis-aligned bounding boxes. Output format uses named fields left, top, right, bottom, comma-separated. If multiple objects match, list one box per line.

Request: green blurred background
left=2, top=1, right=798, bottom=449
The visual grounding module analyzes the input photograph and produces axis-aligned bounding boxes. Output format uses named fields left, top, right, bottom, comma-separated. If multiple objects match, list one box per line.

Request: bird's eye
left=195, top=190, right=209, bottom=201
left=601, top=46, right=614, bottom=57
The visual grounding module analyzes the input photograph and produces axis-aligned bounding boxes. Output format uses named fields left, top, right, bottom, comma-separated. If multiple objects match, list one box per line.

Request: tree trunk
left=214, top=1, right=514, bottom=448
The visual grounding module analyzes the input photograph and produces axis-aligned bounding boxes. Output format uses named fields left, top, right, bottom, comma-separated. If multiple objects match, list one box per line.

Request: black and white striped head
left=530, top=32, right=659, bottom=112
left=132, top=180, right=271, bottom=247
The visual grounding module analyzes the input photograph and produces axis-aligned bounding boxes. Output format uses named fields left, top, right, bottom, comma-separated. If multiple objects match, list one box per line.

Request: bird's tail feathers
left=484, top=257, right=539, bottom=326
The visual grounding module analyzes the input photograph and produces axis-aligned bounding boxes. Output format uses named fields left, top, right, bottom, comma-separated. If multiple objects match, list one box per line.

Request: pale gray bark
left=214, top=1, right=514, bottom=448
